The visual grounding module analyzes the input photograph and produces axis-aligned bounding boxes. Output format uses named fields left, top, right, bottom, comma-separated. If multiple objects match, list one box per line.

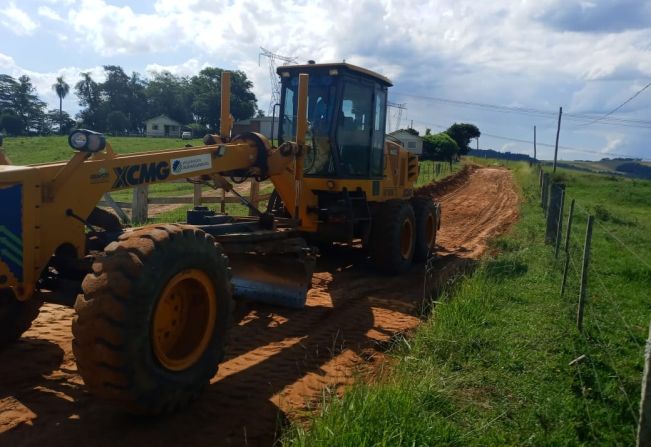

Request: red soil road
left=0, top=166, right=519, bottom=447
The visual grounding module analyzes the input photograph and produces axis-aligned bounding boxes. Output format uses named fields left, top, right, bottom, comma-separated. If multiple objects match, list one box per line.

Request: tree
left=106, top=110, right=129, bottom=134
left=45, top=109, right=75, bottom=134
left=75, top=72, right=103, bottom=130
left=0, top=74, right=18, bottom=114
left=11, top=76, right=46, bottom=134
left=0, top=113, right=23, bottom=135
left=190, top=68, right=257, bottom=130
left=423, top=132, right=460, bottom=168
left=52, top=76, right=70, bottom=134
left=146, top=71, right=193, bottom=125
left=445, top=123, right=480, bottom=156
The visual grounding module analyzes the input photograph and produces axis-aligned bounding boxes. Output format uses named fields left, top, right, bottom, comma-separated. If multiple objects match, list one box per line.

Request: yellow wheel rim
left=425, top=213, right=436, bottom=249
left=400, top=218, right=414, bottom=260
left=152, top=269, right=217, bottom=371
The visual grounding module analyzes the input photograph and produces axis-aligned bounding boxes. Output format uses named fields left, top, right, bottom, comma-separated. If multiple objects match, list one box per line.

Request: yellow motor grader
left=0, top=63, right=440, bottom=413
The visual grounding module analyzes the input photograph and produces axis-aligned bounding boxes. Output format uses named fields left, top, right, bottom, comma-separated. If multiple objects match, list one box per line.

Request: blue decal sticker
left=0, top=184, right=23, bottom=281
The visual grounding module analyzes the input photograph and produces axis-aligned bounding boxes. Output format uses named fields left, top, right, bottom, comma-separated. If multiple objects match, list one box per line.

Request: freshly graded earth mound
left=0, top=166, right=519, bottom=447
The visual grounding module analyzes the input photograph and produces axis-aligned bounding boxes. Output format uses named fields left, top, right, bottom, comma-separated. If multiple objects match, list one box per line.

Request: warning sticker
left=170, top=154, right=211, bottom=175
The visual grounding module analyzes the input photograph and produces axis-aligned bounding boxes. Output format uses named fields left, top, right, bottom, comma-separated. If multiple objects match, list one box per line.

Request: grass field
left=2, top=135, right=202, bottom=165
left=283, top=161, right=650, bottom=446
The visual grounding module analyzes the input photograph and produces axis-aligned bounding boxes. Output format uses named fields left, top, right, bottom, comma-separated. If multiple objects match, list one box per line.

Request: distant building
left=388, top=129, right=423, bottom=155
left=145, top=115, right=182, bottom=138
left=232, top=116, right=279, bottom=139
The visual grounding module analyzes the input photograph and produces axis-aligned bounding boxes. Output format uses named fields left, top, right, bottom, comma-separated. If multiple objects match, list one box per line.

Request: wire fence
left=539, top=166, right=650, bottom=446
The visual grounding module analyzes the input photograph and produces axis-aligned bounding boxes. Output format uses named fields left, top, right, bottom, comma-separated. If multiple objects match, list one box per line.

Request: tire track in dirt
left=0, top=166, right=519, bottom=447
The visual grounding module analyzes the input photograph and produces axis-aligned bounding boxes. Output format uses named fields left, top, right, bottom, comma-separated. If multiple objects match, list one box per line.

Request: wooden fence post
left=637, top=320, right=651, bottom=447
left=545, top=183, right=565, bottom=244
left=560, top=199, right=575, bottom=298
left=554, top=188, right=566, bottom=258
left=576, top=215, right=594, bottom=331
left=220, top=188, right=226, bottom=214
left=132, top=184, right=149, bottom=223
left=193, top=183, right=202, bottom=207
left=541, top=173, right=550, bottom=213
left=248, top=179, right=260, bottom=216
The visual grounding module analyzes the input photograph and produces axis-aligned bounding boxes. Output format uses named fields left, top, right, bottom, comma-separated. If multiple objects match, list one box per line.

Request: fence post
left=132, top=184, right=149, bottom=223
left=637, top=320, right=651, bottom=447
left=554, top=188, right=566, bottom=257
left=560, top=199, right=575, bottom=298
left=220, top=188, right=226, bottom=214
left=193, top=183, right=202, bottom=207
left=248, top=179, right=260, bottom=216
left=576, top=215, right=594, bottom=331
left=545, top=183, right=565, bottom=244
left=541, top=173, right=550, bottom=213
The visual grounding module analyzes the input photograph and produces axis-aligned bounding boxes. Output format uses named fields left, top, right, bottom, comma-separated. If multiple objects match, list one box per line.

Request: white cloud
left=37, top=6, right=63, bottom=21
left=2, top=0, right=650, bottom=159
left=0, top=2, right=39, bottom=36
left=0, top=52, right=104, bottom=113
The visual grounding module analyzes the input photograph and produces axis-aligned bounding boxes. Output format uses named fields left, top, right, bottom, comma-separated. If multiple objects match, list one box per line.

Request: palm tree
left=52, top=76, right=70, bottom=134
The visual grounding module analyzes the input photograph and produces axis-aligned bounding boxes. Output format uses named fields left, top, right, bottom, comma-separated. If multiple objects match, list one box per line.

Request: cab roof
left=276, top=62, right=393, bottom=87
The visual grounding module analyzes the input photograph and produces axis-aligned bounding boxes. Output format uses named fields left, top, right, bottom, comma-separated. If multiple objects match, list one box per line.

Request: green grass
left=2, top=135, right=204, bottom=165
left=282, top=161, right=650, bottom=446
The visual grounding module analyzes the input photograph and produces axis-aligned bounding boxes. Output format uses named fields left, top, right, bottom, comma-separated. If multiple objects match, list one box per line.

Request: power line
left=576, top=81, right=651, bottom=128
left=410, top=118, right=650, bottom=160
left=391, top=92, right=651, bottom=129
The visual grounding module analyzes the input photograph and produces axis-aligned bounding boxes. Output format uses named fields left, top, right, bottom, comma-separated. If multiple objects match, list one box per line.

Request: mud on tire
left=0, top=289, right=43, bottom=345
left=411, top=196, right=439, bottom=262
left=72, top=224, right=232, bottom=414
left=370, top=200, right=416, bottom=274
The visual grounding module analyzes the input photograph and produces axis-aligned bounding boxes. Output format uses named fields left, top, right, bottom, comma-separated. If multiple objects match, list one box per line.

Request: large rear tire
left=411, top=196, right=439, bottom=262
left=0, top=289, right=42, bottom=345
left=370, top=200, right=416, bottom=274
left=72, top=224, right=232, bottom=414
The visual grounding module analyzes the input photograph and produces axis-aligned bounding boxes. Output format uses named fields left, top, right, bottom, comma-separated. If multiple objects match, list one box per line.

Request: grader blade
left=210, top=230, right=317, bottom=308
left=228, top=251, right=315, bottom=308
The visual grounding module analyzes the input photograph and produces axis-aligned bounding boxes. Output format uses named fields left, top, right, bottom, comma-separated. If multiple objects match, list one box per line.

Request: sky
left=0, top=0, right=650, bottom=161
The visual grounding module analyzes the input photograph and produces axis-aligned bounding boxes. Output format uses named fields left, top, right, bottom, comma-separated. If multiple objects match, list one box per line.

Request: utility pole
left=553, top=107, right=562, bottom=173
left=534, top=125, right=537, bottom=161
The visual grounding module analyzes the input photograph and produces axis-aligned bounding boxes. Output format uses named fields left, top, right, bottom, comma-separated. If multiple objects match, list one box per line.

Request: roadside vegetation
left=283, top=161, right=650, bottom=446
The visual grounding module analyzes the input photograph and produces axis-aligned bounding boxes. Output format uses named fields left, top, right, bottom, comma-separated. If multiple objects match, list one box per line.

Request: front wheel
left=72, top=224, right=232, bottom=414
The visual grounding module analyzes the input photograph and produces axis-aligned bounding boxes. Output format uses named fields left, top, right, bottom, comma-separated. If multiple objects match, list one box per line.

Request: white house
left=232, top=116, right=280, bottom=139
left=145, top=115, right=182, bottom=138
left=389, top=129, right=423, bottom=155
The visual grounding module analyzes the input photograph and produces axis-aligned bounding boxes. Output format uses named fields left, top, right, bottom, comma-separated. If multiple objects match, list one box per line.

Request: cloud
left=0, top=2, right=39, bottom=36
left=0, top=52, right=104, bottom=113
left=37, top=6, right=64, bottom=21
left=538, top=0, right=651, bottom=33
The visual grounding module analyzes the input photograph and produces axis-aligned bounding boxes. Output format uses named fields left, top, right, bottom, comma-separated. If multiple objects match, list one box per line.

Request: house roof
left=144, top=114, right=181, bottom=125
left=389, top=129, right=422, bottom=140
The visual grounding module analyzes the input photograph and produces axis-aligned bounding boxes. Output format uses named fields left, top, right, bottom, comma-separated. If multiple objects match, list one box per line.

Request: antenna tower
left=258, top=47, right=298, bottom=115
left=387, top=102, right=407, bottom=132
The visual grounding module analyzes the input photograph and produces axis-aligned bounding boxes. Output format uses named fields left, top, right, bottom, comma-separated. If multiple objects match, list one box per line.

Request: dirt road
left=0, top=166, right=519, bottom=447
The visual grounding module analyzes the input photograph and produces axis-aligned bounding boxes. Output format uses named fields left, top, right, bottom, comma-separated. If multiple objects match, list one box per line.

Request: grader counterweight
left=0, top=64, right=440, bottom=413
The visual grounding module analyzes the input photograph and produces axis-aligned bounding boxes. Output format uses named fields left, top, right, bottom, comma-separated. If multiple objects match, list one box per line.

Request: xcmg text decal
left=112, top=162, right=170, bottom=189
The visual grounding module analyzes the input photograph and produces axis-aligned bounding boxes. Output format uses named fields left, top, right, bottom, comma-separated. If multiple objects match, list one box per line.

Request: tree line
left=398, top=123, right=481, bottom=166
left=0, top=65, right=261, bottom=136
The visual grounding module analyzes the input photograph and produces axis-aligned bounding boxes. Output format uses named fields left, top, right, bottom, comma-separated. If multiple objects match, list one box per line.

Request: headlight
left=68, top=129, right=106, bottom=153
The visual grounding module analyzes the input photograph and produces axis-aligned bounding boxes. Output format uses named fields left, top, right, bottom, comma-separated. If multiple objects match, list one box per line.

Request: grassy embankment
left=283, top=160, right=651, bottom=446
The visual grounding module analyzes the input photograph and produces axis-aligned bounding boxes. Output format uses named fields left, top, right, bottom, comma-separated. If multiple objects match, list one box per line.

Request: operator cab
left=277, top=63, right=391, bottom=179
